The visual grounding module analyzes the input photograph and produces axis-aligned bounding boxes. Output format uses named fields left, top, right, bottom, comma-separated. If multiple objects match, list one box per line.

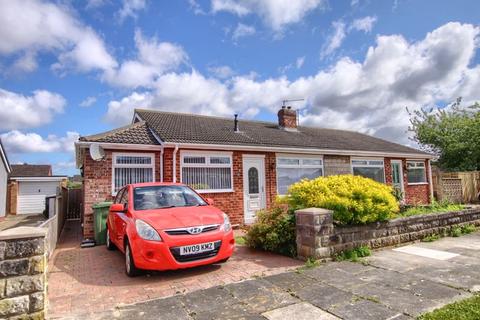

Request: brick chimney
left=278, top=106, right=297, bottom=130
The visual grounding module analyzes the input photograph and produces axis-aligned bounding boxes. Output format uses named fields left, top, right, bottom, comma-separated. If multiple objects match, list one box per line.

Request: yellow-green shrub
left=285, top=175, right=399, bottom=225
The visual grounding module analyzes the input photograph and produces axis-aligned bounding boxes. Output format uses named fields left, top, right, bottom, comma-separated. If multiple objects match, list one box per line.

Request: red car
left=106, top=182, right=235, bottom=277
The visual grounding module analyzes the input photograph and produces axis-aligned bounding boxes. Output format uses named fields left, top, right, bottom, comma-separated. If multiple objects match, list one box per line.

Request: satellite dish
left=89, top=144, right=105, bottom=161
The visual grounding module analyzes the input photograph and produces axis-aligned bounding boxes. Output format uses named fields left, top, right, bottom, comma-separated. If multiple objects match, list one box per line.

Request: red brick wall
left=163, top=148, right=277, bottom=225
left=82, top=149, right=161, bottom=238
left=384, top=158, right=431, bottom=205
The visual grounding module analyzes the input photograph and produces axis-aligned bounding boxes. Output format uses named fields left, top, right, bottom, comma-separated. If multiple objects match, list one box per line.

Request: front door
left=243, top=156, right=266, bottom=224
left=391, top=160, right=404, bottom=197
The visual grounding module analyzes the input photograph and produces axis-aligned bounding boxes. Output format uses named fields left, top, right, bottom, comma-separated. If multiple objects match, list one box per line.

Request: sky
left=0, top=0, right=479, bottom=176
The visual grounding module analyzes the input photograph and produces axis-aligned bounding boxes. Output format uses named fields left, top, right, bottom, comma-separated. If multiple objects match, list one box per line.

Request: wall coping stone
left=0, top=227, right=47, bottom=241
left=295, top=208, right=333, bottom=215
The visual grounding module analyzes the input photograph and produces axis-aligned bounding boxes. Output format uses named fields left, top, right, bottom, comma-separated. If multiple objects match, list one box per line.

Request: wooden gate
left=66, top=188, right=83, bottom=220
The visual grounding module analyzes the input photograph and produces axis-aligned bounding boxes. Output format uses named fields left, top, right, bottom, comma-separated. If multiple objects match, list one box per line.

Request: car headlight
left=221, top=213, right=231, bottom=232
left=135, top=219, right=162, bottom=241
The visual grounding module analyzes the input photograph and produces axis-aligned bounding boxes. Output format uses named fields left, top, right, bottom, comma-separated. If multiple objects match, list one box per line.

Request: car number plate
left=180, top=242, right=215, bottom=255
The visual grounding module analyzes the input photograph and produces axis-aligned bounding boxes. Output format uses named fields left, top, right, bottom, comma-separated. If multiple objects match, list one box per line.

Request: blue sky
left=0, top=0, right=479, bottom=176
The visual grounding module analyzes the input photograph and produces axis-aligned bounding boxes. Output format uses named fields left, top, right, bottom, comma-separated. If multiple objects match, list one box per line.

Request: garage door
left=18, top=181, right=59, bottom=215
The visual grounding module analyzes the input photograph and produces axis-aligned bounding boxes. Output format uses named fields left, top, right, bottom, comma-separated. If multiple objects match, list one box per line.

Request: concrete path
left=58, top=232, right=480, bottom=320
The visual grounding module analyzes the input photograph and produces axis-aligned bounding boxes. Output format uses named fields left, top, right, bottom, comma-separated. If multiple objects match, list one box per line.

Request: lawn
left=400, top=201, right=465, bottom=218
left=418, top=295, right=480, bottom=320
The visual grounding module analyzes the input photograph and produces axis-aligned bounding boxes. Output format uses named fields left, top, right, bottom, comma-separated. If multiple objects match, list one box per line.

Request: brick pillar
left=295, top=208, right=334, bottom=260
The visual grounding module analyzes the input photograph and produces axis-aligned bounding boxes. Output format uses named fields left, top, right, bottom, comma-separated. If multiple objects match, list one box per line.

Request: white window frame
left=180, top=151, right=234, bottom=193
left=351, top=158, right=386, bottom=183
left=111, top=152, right=155, bottom=195
left=406, top=160, right=428, bottom=185
left=276, top=154, right=324, bottom=195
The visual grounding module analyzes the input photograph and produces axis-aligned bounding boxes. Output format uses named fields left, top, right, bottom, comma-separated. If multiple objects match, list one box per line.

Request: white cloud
left=11, top=51, right=38, bottom=73
left=102, top=30, right=187, bottom=88
left=296, top=56, right=306, bottom=69
left=105, top=71, right=234, bottom=124
left=1, top=131, right=79, bottom=154
left=86, top=0, right=108, bottom=9
left=118, top=0, right=147, bottom=21
left=321, top=16, right=377, bottom=59
left=232, top=23, right=256, bottom=40
left=79, top=96, right=97, bottom=107
left=0, top=0, right=117, bottom=73
left=208, top=65, right=235, bottom=79
left=350, top=16, right=377, bottom=33
left=189, top=0, right=206, bottom=15
left=320, top=21, right=346, bottom=59
left=105, top=22, right=480, bottom=147
left=0, top=89, right=66, bottom=130
left=211, top=0, right=325, bottom=32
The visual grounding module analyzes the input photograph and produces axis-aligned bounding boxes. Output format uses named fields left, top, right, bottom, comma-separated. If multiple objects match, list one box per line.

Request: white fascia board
left=75, top=141, right=162, bottom=168
left=0, top=144, right=11, bottom=173
left=11, top=176, right=67, bottom=182
left=162, top=142, right=434, bottom=159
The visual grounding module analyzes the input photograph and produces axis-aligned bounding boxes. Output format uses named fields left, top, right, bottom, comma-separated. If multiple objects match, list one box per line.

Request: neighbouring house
left=0, top=139, right=12, bottom=218
left=75, top=107, right=434, bottom=239
left=8, top=164, right=67, bottom=215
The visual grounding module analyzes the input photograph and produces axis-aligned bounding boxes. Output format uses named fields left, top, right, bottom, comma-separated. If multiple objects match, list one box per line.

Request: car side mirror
left=110, top=203, right=125, bottom=212
left=205, top=198, right=214, bottom=205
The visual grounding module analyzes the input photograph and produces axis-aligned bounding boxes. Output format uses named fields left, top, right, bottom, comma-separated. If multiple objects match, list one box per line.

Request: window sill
left=196, top=189, right=234, bottom=194
left=407, top=182, right=428, bottom=186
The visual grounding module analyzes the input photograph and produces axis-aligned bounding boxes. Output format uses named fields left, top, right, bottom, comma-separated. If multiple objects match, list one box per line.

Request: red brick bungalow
left=75, top=107, right=434, bottom=239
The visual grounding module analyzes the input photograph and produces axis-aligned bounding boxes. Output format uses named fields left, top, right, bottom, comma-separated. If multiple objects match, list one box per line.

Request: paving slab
left=262, top=302, right=340, bottom=320
left=59, top=231, right=480, bottom=320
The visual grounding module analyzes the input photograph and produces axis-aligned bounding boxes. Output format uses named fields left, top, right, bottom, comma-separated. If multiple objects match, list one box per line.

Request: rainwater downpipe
left=160, top=146, right=164, bottom=182
left=172, top=144, right=179, bottom=183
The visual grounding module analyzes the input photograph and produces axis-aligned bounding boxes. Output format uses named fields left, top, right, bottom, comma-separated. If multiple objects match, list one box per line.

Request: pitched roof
left=79, top=121, right=159, bottom=145
left=0, top=139, right=11, bottom=174
left=135, top=109, right=428, bottom=155
left=10, top=164, right=52, bottom=177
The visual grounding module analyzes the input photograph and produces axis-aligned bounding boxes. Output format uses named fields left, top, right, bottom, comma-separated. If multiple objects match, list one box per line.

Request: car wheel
left=106, top=227, right=116, bottom=251
left=125, top=242, right=141, bottom=277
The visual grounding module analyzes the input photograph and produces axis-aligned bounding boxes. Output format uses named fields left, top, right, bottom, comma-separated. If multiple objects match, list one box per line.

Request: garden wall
left=0, top=227, right=46, bottom=319
left=296, top=206, right=480, bottom=259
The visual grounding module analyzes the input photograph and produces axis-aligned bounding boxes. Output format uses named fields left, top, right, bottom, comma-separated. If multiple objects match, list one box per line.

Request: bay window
left=112, top=153, right=155, bottom=194
left=276, top=156, right=323, bottom=195
left=181, top=152, right=233, bottom=193
left=407, top=161, right=427, bottom=184
left=351, top=159, right=385, bottom=183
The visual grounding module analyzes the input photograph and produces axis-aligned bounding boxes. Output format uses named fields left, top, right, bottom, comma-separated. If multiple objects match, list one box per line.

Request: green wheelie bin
left=92, top=202, right=113, bottom=245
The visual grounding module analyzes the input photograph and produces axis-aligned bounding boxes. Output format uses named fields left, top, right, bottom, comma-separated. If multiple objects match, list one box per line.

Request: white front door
left=243, top=156, right=266, bottom=224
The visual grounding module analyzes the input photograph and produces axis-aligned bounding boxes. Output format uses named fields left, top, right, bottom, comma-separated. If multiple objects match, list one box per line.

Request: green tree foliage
left=409, top=98, right=480, bottom=171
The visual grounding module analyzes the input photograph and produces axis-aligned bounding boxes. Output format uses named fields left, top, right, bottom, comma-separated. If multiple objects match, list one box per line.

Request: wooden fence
left=432, top=168, right=480, bottom=203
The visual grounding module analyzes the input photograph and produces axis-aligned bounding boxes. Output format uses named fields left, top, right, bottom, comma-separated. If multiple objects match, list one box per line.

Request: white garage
left=11, top=177, right=66, bottom=215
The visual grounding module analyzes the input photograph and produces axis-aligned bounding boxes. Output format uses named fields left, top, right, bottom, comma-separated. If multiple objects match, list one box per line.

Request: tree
left=409, top=98, right=480, bottom=171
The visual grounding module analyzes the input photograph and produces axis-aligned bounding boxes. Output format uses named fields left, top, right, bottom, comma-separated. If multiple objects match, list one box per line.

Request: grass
left=400, top=200, right=465, bottom=218
left=422, top=234, right=441, bottom=242
left=335, top=245, right=371, bottom=262
left=418, top=295, right=480, bottom=320
left=303, top=257, right=321, bottom=269
left=234, top=236, right=246, bottom=245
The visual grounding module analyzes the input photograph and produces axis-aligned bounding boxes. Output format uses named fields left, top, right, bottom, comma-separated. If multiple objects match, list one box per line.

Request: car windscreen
left=133, top=185, right=207, bottom=211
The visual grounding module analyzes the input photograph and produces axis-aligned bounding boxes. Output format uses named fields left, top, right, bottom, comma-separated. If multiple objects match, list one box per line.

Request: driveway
left=47, top=221, right=302, bottom=319
left=73, top=231, right=480, bottom=320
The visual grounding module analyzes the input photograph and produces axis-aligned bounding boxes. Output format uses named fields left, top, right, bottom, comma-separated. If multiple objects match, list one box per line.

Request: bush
left=245, top=206, right=297, bottom=257
left=335, top=245, right=371, bottom=262
left=285, top=175, right=399, bottom=225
